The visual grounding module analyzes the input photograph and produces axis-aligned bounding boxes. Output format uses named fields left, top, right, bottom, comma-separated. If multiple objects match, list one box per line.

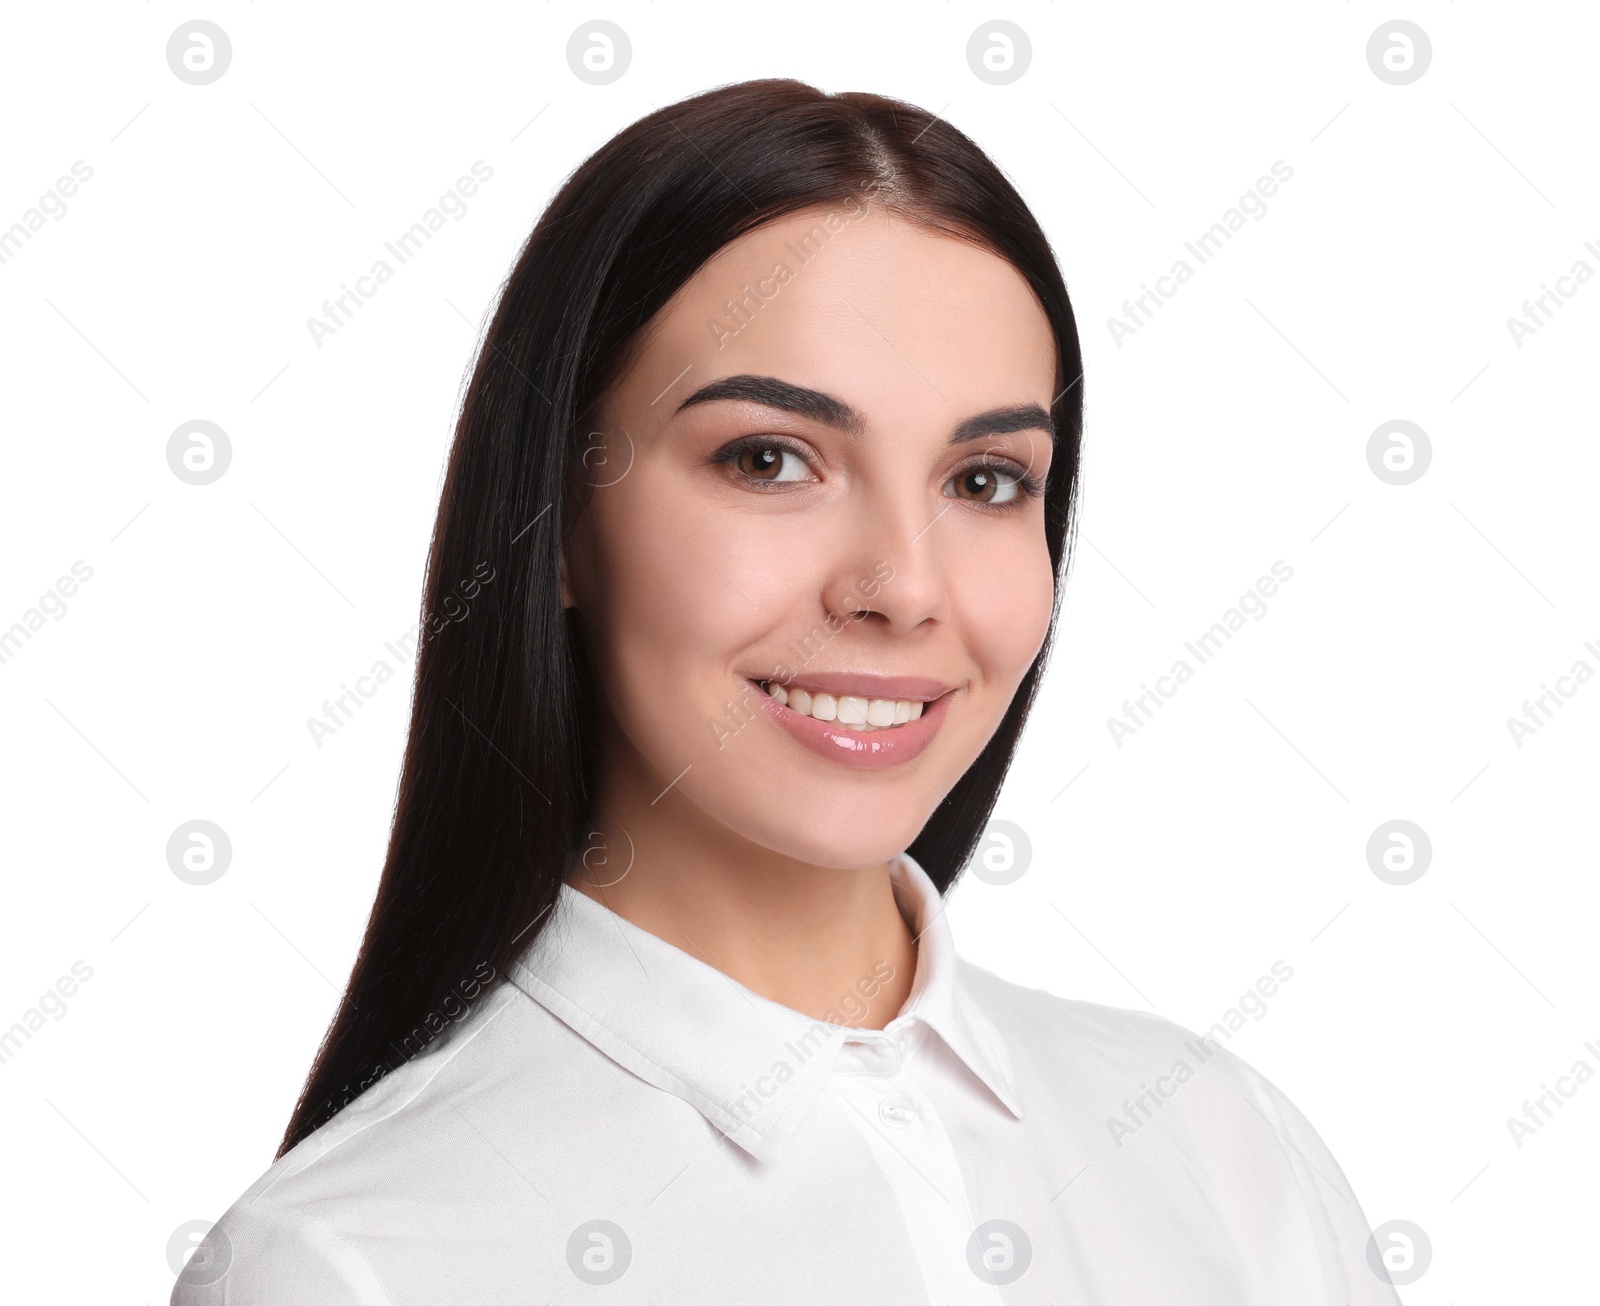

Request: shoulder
left=170, top=1185, right=394, bottom=1304
left=955, top=960, right=1398, bottom=1303
left=173, top=979, right=540, bottom=1304
left=954, top=955, right=1331, bottom=1150
left=956, top=955, right=1213, bottom=1070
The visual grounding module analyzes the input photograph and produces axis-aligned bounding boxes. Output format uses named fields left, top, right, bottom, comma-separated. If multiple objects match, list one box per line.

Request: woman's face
left=564, top=204, right=1059, bottom=870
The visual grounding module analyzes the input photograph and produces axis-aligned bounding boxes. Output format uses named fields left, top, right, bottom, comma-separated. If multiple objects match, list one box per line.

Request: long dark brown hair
left=279, top=77, right=1084, bottom=1157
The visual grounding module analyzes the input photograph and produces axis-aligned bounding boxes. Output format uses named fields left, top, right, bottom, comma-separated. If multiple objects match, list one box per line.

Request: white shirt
left=174, top=852, right=1401, bottom=1304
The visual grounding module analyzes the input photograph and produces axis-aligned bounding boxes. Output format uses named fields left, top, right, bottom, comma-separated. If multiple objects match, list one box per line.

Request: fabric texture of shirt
left=173, top=852, right=1402, bottom=1304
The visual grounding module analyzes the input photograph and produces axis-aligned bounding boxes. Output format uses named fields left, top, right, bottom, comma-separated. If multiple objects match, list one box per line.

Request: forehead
left=631, top=206, right=1057, bottom=422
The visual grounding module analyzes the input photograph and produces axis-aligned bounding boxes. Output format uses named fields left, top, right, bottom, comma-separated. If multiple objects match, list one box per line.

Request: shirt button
left=878, top=1092, right=917, bottom=1128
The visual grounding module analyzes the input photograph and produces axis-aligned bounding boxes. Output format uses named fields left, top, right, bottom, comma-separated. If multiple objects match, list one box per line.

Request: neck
left=566, top=749, right=918, bottom=1030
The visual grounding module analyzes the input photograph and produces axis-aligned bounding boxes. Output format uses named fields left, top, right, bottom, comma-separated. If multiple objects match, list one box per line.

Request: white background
left=1, top=2, right=1595, bottom=1301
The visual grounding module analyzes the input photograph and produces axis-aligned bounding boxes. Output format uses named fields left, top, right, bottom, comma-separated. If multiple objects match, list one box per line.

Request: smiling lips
left=747, top=674, right=956, bottom=769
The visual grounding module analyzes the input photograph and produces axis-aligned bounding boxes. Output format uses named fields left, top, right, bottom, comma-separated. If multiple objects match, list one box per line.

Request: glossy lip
left=746, top=677, right=957, bottom=770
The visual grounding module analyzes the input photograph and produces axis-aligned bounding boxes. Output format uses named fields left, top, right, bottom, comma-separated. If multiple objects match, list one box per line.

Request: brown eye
left=738, top=447, right=784, bottom=479
left=949, top=464, right=1021, bottom=504
left=727, top=444, right=809, bottom=483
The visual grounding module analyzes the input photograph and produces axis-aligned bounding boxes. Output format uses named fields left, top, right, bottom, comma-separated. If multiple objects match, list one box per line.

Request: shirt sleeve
left=169, top=1194, right=395, bottom=1306
left=1220, top=1047, right=1405, bottom=1306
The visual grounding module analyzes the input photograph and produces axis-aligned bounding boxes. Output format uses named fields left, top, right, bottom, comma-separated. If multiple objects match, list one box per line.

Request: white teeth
left=761, top=682, right=931, bottom=730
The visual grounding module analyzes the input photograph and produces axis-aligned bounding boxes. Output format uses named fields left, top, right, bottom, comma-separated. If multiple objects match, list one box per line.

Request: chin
left=726, top=808, right=931, bottom=871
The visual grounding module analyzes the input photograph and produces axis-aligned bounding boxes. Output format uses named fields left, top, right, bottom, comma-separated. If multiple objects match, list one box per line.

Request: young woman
left=175, top=80, right=1400, bottom=1304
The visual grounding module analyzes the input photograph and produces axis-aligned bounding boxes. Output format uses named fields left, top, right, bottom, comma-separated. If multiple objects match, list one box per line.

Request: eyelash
left=709, top=436, right=1046, bottom=509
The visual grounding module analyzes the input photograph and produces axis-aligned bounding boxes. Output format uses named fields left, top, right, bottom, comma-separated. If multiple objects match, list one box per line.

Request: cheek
left=952, top=529, right=1056, bottom=685
left=585, top=482, right=794, bottom=729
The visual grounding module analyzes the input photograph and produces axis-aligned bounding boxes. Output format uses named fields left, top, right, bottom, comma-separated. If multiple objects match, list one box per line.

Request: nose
left=821, top=489, right=953, bottom=633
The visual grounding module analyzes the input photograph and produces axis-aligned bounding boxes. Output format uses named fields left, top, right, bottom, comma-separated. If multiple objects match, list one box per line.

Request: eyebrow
left=674, top=373, right=1056, bottom=445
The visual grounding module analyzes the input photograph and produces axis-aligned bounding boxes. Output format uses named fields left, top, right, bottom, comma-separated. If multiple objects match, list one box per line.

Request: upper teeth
left=762, top=681, right=925, bottom=730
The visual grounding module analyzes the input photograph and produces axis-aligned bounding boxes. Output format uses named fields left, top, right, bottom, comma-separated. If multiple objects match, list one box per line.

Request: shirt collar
left=509, top=850, right=1024, bottom=1164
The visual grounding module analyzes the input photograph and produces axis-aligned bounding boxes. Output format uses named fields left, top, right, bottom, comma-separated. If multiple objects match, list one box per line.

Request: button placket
left=825, top=1052, right=1003, bottom=1305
